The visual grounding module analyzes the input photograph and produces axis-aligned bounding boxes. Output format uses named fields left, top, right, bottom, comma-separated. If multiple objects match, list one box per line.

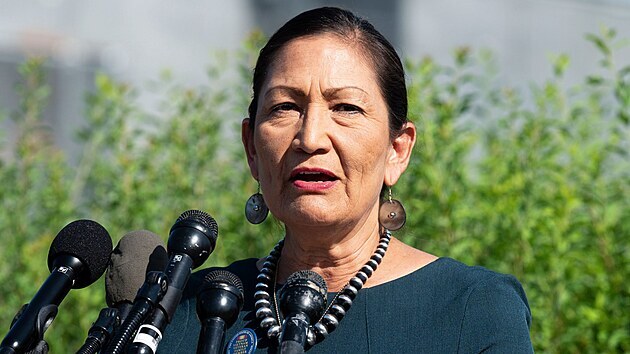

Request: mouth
left=290, top=168, right=338, bottom=183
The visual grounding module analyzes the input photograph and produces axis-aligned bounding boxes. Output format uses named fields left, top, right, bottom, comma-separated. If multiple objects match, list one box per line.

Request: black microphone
left=76, top=230, right=168, bottom=354
left=195, top=270, right=244, bottom=354
left=0, top=220, right=112, bottom=354
left=278, top=270, right=327, bottom=354
left=126, top=210, right=218, bottom=354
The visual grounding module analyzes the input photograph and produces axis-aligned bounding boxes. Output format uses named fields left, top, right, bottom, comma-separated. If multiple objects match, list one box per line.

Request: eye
left=271, top=102, right=299, bottom=113
left=334, top=104, right=363, bottom=114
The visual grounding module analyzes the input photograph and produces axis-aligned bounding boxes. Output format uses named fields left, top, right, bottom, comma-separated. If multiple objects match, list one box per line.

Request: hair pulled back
left=248, top=7, right=408, bottom=138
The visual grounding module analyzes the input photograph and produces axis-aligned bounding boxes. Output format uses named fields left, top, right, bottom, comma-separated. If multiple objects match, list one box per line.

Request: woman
left=159, top=7, right=533, bottom=353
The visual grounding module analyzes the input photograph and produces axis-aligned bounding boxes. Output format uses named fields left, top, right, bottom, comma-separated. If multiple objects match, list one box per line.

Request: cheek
left=254, top=127, right=290, bottom=178
left=340, top=130, right=390, bottom=178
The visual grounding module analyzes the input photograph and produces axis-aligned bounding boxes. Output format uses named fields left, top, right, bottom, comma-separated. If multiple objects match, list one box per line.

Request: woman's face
left=243, top=34, right=414, bottom=230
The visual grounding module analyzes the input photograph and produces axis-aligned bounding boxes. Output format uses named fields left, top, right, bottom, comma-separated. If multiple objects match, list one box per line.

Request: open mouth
left=290, top=169, right=338, bottom=183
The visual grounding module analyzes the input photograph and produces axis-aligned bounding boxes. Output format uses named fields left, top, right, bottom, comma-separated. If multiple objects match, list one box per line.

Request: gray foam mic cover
left=105, top=230, right=168, bottom=306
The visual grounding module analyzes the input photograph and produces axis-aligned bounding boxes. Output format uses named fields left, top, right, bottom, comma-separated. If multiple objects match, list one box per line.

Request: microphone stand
left=76, top=308, right=119, bottom=354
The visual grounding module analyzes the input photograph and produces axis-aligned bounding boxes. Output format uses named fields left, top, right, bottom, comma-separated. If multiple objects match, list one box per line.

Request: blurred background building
left=1, top=0, right=629, bottom=160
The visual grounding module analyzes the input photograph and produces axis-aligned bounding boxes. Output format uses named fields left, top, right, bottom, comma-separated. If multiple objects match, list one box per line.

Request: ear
left=241, top=118, right=259, bottom=180
left=384, top=121, right=416, bottom=186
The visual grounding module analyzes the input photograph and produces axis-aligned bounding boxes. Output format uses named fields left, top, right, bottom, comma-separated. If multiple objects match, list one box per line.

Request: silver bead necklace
left=254, top=229, right=392, bottom=347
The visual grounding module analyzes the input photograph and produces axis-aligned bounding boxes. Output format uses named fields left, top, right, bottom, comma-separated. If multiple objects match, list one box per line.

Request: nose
left=292, top=105, right=331, bottom=155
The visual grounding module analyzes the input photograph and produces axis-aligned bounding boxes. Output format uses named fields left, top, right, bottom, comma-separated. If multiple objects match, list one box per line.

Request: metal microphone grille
left=176, top=209, right=218, bottom=239
left=203, top=270, right=244, bottom=294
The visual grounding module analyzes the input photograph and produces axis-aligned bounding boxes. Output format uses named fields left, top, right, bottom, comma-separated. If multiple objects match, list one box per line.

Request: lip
left=289, top=167, right=339, bottom=191
left=290, top=167, right=338, bottom=179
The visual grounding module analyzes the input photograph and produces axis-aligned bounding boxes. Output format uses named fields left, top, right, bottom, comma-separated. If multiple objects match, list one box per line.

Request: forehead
left=263, top=34, right=379, bottom=90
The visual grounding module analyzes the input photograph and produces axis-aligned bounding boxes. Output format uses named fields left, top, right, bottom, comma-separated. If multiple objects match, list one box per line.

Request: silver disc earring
left=245, top=183, right=269, bottom=224
left=378, top=187, right=406, bottom=231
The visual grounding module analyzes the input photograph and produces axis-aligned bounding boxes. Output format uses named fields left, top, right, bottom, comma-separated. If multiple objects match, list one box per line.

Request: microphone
left=106, top=230, right=169, bottom=323
left=278, top=270, right=327, bottom=354
left=76, top=230, right=168, bottom=354
left=125, top=210, right=218, bottom=354
left=195, top=270, right=244, bottom=354
left=0, top=220, right=112, bottom=354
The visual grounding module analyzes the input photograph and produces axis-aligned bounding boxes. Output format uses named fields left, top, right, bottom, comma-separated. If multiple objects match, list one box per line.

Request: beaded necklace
left=253, top=229, right=392, bottom=347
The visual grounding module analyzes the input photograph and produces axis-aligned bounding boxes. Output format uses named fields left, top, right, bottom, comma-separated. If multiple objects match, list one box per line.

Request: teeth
left=293, top=170, right=334, bottom=182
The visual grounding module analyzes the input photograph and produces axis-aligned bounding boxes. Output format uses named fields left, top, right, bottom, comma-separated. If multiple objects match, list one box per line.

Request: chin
left=278, top=200, right=345, bottom=228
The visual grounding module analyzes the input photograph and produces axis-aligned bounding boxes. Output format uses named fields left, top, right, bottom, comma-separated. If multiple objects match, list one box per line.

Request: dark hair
left=248, top=7, right=408, bottom=139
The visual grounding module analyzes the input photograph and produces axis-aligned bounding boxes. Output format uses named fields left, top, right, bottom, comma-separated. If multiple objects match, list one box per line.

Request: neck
left=277, top=219, right=381, bottom=292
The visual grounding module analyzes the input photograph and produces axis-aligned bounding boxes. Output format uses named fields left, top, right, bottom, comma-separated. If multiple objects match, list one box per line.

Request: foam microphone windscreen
left=47, top=219, right=113, bottom=289
left=105, top=230, right=168, bottom=307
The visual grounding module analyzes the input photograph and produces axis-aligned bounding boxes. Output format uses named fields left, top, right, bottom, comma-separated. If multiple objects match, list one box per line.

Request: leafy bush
left=0, top=29, right=628, bottom=353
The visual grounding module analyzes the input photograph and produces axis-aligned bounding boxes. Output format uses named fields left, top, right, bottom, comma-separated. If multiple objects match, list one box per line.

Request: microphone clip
left=4, top=304, right=57, bottom=354
left=136, top=271, right=169, bottom=305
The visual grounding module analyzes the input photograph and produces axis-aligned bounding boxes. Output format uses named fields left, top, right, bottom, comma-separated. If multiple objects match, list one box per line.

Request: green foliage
left=0, top=29, right=628, bottom=353
left=400, top=26, right=629, bottom=353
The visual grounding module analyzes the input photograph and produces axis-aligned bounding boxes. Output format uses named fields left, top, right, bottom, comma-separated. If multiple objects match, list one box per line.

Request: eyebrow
left=263, top=85, right=370, bottom=100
